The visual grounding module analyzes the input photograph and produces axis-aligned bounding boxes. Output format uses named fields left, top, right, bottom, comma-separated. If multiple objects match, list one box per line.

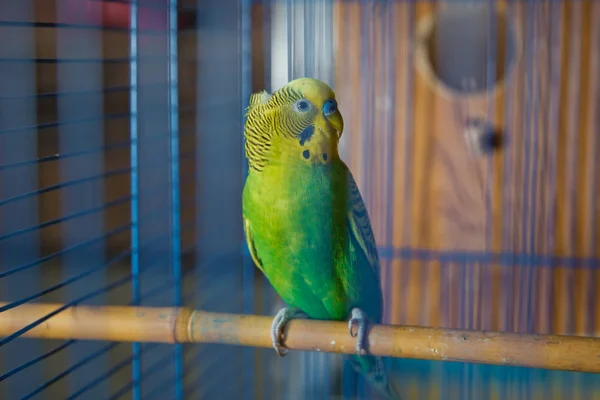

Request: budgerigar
left=242, top=77, right=402, bottom=400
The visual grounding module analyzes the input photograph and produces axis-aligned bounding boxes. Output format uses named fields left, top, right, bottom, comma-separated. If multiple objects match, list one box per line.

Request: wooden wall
left=334, top=0, right=599, bottom=335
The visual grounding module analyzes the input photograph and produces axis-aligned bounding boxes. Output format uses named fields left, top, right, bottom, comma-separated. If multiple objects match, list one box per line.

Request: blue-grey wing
left=346, top=173, right=380, bottom=281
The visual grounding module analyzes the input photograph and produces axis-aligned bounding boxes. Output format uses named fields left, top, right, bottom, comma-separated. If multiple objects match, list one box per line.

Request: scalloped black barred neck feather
left=243, top=86, right=304, bottom=172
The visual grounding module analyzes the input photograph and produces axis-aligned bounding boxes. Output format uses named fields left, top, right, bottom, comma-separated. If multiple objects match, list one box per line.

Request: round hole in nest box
left=422, top=4, right=517, bottom=94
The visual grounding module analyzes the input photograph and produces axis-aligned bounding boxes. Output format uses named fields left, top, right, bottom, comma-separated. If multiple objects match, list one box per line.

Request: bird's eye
left=294, top=99, right=311, bottom=113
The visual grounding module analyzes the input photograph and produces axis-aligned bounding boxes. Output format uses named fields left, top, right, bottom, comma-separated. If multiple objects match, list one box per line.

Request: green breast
left=242, top=161, right=354, bottom=320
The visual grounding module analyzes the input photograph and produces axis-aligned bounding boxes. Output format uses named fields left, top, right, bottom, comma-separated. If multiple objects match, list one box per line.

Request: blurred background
left=0, top=0, right=599, bottom=399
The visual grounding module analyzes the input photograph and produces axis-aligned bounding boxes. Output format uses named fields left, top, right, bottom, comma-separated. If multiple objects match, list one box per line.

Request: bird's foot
left=271, top=307, right=307, bottom=357
left=348, top=307, right=369, bottom=355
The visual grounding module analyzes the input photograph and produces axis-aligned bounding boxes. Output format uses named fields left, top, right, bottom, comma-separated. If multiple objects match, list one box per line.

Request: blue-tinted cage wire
left=1, top=0, right=599, bottom=400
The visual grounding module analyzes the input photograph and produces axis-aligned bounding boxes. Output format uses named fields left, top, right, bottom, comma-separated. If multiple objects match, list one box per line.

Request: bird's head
left=243, top=77, right=344, bottom=172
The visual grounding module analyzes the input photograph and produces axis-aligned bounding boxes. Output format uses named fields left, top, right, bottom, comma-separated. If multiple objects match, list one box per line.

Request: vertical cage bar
left=262, top=0, right=272, bottom=91
left=359, top=0, right=370, bottom=213
left=56, top=2, right=107, bottom=396
left=586, top=0, right=600, bottom=335
left=303, top=0, right=310, bottom=76
left=194, top=0, right=245, bottom=398
left=519, top=0, right=534, bottom=334
left=546, top=0, right=563, bottom=336
left=0, top=1, right=41, bottom=397
left=502, top=0, right=515, bottom=334
left=383, top=0, right=396, bottom=325
left=129, top=1, right=141, bottom=398
left=265, top=2, right=287, bottom=398
left=399, top=0, right=415, bottom=327
left=167, top=0, right=183, bottom=397
left=137, top=0, right=174, bottom=396
left=484, top=0, right=495, bottom=253
left=527, top=0, right=542, bottom=334
left=481, top=0, right=496, bottom=333
left=322, top=0, right=334, bottom=389
left=287, top=0, right=294, bottom=80
left=240, top=0, right=255, bottom=397
left=536, top=2, right=550, bottom=335
left=270, top=0, right=289, bottom=90
left=564, top=0, right=583, bottom=334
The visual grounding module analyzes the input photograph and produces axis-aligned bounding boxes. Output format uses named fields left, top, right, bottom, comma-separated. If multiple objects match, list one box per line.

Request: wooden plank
left=334, top=0, right=599, bottom=334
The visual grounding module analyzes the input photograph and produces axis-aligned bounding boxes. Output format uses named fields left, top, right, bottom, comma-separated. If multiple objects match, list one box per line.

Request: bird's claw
left=275, top=346, right=288, bottom=357
left=348, top=307, right=368, bottom=355
left=271, top=307, right=306, bottom=357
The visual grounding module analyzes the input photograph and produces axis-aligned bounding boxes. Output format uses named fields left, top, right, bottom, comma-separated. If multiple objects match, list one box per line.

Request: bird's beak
left=327, top=111, right=344, bottom=138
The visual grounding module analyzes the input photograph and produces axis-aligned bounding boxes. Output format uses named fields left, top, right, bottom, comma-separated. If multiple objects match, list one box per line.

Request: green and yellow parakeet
left=242, top=77, right=402, bottom=400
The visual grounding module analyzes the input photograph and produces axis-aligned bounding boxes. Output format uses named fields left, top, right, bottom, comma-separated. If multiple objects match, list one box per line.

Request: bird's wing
left=243, top=216, right=265, bottom=274
left=346, top=173, right=381, bottom=281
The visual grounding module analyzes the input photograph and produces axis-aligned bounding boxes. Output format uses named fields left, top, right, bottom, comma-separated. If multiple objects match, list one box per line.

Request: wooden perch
left=0, top=302, right=598, bottom=374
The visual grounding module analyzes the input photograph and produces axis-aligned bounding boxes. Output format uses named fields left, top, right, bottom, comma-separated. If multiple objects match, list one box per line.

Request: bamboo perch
left=0, top=302, right=599, bottom=374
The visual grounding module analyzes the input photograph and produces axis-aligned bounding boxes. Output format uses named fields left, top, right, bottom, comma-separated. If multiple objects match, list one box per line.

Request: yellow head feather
left=244, top=78, right=344, bottom=172
left=246, top=90, right=271, bottom=115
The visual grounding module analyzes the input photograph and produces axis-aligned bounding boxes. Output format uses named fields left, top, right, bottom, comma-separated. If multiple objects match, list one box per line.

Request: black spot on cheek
left=303, top=150, right=310, bottom=159
left=322, top=153, right=328, bottom=161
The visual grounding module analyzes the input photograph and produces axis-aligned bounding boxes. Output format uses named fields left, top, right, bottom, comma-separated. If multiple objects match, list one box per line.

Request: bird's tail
left=348, top=354, right=402, bottom=400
